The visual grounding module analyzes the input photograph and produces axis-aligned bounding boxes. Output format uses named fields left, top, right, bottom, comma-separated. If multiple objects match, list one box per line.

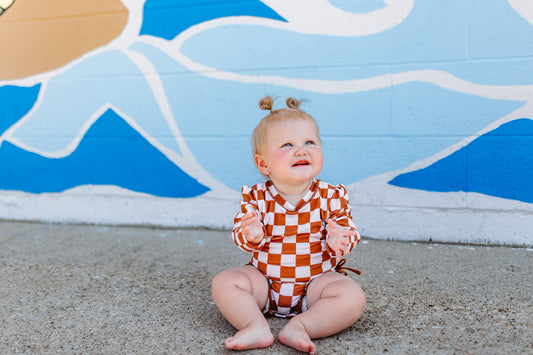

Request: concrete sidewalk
left=0, top=221, right=531, bottom=354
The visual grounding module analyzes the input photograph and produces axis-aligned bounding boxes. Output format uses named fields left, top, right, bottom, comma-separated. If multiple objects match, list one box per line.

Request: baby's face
left=255, top=119, right=323, bottom=188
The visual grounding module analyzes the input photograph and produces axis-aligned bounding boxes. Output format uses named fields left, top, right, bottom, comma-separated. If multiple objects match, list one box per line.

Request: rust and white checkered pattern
left=232, top=179, right=360, bottom=317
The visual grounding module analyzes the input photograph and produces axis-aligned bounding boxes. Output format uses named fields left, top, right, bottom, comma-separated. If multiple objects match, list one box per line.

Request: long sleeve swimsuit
left=232, top=179, right=360, bottom=317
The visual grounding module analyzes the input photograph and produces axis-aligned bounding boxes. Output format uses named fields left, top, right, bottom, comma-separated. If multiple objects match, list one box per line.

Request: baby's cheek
left=272, top=150, right=290, bottom=161
left=311, top=147, right=324, bottom=162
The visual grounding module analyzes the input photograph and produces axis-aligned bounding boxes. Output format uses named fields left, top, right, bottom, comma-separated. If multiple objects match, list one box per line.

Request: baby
left=211, top=96, right=366, bottom=354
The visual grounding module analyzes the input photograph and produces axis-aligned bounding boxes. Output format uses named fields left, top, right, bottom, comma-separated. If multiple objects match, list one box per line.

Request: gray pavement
left=0, top=220, right=531, bottom=354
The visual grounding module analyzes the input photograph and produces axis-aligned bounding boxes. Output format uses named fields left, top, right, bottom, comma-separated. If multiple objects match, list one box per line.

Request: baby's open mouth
left=293, top=160, right=310, bottom=167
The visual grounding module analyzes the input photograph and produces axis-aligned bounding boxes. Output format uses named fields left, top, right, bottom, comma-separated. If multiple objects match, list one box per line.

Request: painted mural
left=0, top=0, right=532, bottom=245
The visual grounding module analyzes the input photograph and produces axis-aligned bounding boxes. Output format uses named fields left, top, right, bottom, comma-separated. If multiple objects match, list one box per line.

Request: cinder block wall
left=0, top=1, right=531, bottom=246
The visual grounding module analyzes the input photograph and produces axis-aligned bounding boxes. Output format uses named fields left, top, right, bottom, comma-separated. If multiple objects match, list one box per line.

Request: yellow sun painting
left=0, top=0, right=128, bottom=80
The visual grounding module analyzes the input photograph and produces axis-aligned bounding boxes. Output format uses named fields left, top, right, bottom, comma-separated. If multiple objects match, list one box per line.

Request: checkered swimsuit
left=233, top=179, right=360, bottom=317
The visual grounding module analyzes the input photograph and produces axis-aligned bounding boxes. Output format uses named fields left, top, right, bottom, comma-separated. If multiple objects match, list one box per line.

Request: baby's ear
left=254, top=154, right=270, bottom=175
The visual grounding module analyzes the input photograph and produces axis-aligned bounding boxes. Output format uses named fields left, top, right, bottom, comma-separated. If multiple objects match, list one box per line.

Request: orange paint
left=0, top=0, right=128, bottom=80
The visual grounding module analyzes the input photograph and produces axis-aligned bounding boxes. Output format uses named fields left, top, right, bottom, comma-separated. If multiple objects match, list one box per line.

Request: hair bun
left=259, top=96, right=274, bottom=111
left=286, top=97, right=300, bottom=109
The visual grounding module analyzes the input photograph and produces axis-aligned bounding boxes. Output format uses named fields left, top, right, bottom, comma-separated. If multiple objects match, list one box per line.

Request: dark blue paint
left=0, top=109, right=210, bottom=198
left=389, top=119, right=533, bottom=203
left=0, top=84, right=41, bottom=135
left=140, top=0, right=286, bottom=40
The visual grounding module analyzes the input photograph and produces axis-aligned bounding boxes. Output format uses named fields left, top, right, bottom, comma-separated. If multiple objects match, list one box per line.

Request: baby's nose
left=294, top=146, right=307, bottom=155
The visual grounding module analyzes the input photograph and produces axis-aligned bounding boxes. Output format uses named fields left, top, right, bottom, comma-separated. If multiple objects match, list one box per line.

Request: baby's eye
left=282, top=142, right=293, bottom=148
left=305, top=140, right=316, bottom=145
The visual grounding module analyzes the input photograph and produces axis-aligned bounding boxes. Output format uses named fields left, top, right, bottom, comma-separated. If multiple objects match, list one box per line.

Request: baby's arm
left=326, top=219, right=359, bottom=263
left=232, top=204, right=266, bottom=251
left=240, top=205, right=264, bottom=244
left=325, top=184, right=361, bottom=262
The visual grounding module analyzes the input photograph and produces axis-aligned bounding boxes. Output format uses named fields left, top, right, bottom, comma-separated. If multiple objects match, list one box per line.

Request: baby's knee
left=212, top=267, right=254, bottom=293
left=332, top=279, right=366, bottom=319
left=212, top=269, right=237, bottom=291
left=345, top=281, right=366, bottom=318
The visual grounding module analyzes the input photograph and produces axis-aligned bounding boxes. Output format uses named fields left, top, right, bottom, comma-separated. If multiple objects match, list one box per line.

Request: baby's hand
left=326, top=219, right=356, bottom=263
left=240, top=206, right=264, bottom=244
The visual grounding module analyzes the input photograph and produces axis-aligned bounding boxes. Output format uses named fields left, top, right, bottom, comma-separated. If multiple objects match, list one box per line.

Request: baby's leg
left=211, top=265, right=274, bottom=350
left=278, top=272, right=365, bottom=354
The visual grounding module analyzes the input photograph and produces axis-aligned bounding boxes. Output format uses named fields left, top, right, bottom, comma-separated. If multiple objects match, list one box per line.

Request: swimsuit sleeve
left=326, top=184, right=361, bottom=254
left=232, top=185, right=267, bottom=252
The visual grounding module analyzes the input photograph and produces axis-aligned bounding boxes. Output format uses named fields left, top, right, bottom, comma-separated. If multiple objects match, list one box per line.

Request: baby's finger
left=242, top=211, right=259, bottom=221
left=336, top=249, right=343, bottom=263
left=327, top=219, right=339, bottom=233
left=242, top=219, right=257, bottom=229
left=240, top=216, right=257, bottom=229
left=240, top=214, right=253, bottom=224
left=343, top=228, right=356, bottom=236
left=342, top=244, right=351, bottom=255
left=343, top=235, right=350, bottom=244
left=327, top=219, right=339, bottom=230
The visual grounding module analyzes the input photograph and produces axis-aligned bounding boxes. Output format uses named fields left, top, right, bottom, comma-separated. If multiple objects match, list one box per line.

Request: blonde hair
left=252, top=96, right=320, bottom=156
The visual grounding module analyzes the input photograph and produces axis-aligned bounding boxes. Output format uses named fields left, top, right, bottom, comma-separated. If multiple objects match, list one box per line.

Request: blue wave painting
left=140, top=0, right=286, bottom=40
left=0, top=84, right=40, bottom=135
left=0, top=109, right=209, bottom=197
left=1, top=0, right=532, bottom=207
left=389, top=119, right=533, bottom=203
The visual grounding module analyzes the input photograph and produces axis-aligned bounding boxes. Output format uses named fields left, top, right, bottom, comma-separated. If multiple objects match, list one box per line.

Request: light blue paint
left=392, top=60, right=533, bottom=86
left=181, top=1, right=468, bottom=72
left=329, top=0, right=386, bottom=13
left=0, top=84, right=40, bottom=135
left=227, top=65, right=392, bottom=81
left=11, top=50, right=181, bottom=155
left=181, top=1, right=533, bottom=85
left=390, top=82, right=524, bottom=136
left=389, top=118, right=533, bottom=203
left=0, top=109, right=209, bottom=198
left=469, top=1, right=533, bottom=59
left=140, top=0, right=286, bottom=40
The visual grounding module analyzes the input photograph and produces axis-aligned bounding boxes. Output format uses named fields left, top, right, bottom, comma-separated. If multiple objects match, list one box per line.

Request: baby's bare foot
left=224, top=323, right=274, bottom=351
left=278, top=319, right=316, bottom=354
